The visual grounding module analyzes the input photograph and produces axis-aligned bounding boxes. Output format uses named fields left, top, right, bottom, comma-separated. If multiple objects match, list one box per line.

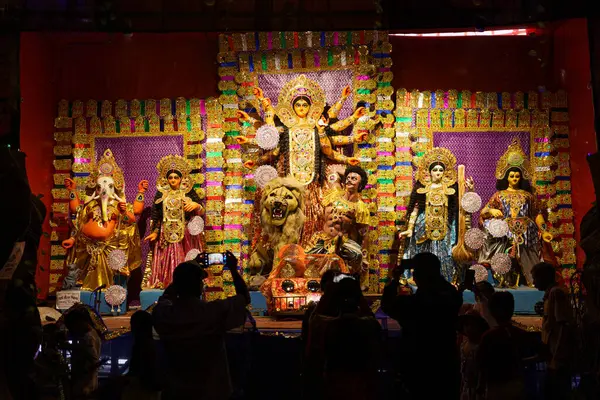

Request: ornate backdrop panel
left=45, top=32, right=576, bottom=297
left=217, top=31, right=394, bottom=293
left=49, top=99, right=208, bottom=296
left=394, top=89, right=576, bottom=285
left=258, top=70, right=355, bottom=120
left=433, top=130, right=531, bottom=224
left=95, top=135, right=184, bottom=264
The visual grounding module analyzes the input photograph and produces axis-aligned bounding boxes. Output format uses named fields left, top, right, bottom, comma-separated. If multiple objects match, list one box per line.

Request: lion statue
left=248, top=176, right=305, bottom=283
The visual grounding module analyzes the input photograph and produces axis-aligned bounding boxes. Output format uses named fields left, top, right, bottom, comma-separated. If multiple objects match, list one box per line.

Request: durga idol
left=61, top=149, right=144, bottom=291
left=236, top=75, right=368, bottom=242
left=144, top=155, right=204, bottom=289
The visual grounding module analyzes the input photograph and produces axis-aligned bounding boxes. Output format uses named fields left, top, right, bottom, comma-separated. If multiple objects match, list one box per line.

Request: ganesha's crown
left=88, top=149, right=124, bottom=190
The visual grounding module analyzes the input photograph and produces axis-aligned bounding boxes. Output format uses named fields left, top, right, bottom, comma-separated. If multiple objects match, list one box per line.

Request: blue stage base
left=462, top=286, right=543, bottom=315
left=79, top=290, right=127, bottom=316
left=140, top=290, right=268, bottom=315
left=140, top=289, right=163, bottom=310
left=142, top=286, right=542, bottom=316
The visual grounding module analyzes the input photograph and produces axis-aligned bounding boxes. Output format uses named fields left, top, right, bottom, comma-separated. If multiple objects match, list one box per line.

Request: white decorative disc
left=490, top=253, right=512, bottom=275
left=487, top=219, right=509, bottom=238
left=105, top=285, right=127, bottom=307
left=461, top=192, right=482, bottom=214
left=187, top=216, right=205, bottom=235
left=470, top=264, right=489, bottom=283
left=256, top=125, right=280, bottom=150
left=107, top=249, right=127, bottom=271
left=464, top=228, right=486, bottom=250
left=185, top=249, right=201, bottom=262
left=255, top=165, right=279, bottom=188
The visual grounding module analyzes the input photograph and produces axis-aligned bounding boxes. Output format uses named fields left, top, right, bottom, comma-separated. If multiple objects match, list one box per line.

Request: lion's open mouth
left=272, top=204, right=287, bottom=220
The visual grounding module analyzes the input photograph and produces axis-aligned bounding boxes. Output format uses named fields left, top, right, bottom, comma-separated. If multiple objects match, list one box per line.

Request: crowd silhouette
left=1, top=147, right=600, bottom=400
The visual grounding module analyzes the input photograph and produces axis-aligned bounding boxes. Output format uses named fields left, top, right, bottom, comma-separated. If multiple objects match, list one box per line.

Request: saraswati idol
left=144, top=155, right=204, bottom=289
left=399, top=147, right=475, bottom=283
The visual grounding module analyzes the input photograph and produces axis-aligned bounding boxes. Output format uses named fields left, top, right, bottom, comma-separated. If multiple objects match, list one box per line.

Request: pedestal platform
left=56, top=289, right=128, bottom=316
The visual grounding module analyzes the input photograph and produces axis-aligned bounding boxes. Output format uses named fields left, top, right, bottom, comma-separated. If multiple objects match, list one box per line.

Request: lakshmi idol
left=399, top=148, right=474, bottom=283
left=235, top=75, right=368, bottom=242
left=144, top=155, right=204, bottom=289
left=478, top=139, right=554, bottom=287
left=62, top=149, right=144, bottom=290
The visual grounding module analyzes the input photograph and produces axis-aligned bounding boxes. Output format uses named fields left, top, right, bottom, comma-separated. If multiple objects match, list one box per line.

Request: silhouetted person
left=304, top=274, right=380, bottom=400
left=477, top=291, right=541, bottom=400
left=457, top=314, right=489, bottom=400
left=321, top=276, right=381, bottom=400
left=0, top=149, right=45, bottom=400
left=532, top=262, right=574, bottom=400
left=63, top=307, right=103, bottom=399
left=382, top=252, right=463, bottom=400
left=152, top=251, right=250, bottom=400
left=122, top=310, right=160, bottom=400
left=301, top=269, right=339, bottom=346
left=460, top=281, right=497, bottom=328
left=34, top=323, right=71, bottom=400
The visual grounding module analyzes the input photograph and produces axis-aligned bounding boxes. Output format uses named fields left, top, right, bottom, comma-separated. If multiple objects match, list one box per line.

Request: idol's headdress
left=495, top=138, right=531, bottom=180
left=416, top=147, right=458, bottom=186
left=87, top=149, right=125, bottom=190
left=275, top=74, right=326, bottom=128
left=155, top=154, right=193, bottom=196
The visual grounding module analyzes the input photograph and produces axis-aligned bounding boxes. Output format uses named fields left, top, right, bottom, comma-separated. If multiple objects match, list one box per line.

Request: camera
left=193, top=252, right=228, bottom=268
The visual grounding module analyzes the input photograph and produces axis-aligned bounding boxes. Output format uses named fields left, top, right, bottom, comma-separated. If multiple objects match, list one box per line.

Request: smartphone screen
left=206, top=253, right=225, bottom=265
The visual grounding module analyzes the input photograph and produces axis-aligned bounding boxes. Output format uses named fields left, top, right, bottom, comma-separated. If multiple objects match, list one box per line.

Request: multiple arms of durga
left=236, top=86, right=371, bottom=169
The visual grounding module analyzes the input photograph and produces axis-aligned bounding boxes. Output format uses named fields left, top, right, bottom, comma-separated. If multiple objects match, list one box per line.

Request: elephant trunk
left=100, top=191, right=110, bottom=222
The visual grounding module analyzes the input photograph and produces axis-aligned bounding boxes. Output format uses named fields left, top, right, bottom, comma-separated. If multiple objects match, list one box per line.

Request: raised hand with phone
left=194, top=251, right=250, bottom=305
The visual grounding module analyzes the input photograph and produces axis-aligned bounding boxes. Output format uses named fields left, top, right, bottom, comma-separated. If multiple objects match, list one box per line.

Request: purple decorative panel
left=258, top=70, right=355, bottom=120
left=433, top=131, right=530, bottom=224
left=95, top=135, right=184, bottom=259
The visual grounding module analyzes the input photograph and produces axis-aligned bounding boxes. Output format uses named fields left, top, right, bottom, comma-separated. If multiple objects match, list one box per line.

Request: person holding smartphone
left=381, top=252, right=463, bottom=400
left=152, top=251, right=250, bottom=400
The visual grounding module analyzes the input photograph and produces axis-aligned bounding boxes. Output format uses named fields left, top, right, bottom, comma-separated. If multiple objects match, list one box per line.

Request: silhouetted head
left=130, top=310, right=153, bottom=340
left=475, top=281, right=495, bottom=302
left=173, top=261, right=208, bottom=299
left=488, top=291, right=515, bottom=325
left=63, top=307, right=94, bottom=337
left=531, top=262, right=557, bottom=291
left=334, top=276, right=362, bottom=314
left=457, top=314, right=489, bottom=342
left=320, top=269, right=339, bottom=292
left=411, top=252, right=443, bottom=288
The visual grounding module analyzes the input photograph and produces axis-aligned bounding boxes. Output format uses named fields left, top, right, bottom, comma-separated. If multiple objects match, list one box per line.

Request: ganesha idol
left=61, top=149, right=145, bottom=291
